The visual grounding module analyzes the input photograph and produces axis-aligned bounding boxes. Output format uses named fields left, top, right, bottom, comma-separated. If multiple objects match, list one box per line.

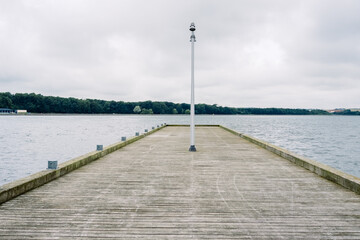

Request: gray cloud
left=0, top=0, right=359, bottom=108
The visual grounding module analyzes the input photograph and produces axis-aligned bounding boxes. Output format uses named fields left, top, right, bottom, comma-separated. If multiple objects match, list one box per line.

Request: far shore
left=1, top=113, right=357, bottom=116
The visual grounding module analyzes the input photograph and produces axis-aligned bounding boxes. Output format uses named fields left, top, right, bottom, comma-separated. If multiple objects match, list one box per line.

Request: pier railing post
left=47, top=161, right=58, bottom=170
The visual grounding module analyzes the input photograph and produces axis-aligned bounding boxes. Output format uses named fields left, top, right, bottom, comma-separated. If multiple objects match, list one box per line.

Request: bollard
left=145, top=129, right=148, bottom=133
left=135, top=132, right=139, bottom=136
left=121, top=136, right=126, bottom=141
left=47, top=161, right=58, bottom=170
left=96, top=145, right=103, bottom=151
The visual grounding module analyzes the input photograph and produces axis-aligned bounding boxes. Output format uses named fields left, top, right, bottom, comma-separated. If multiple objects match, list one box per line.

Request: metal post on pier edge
left=189, top=22, right=197, bottom=152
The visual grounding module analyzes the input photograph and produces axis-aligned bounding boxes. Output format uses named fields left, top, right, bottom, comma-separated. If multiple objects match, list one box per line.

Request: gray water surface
left=1, top=115, right=359, bottom=186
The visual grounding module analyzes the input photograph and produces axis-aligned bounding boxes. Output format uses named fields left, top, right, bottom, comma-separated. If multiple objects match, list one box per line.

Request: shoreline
left=0, top=113, right=355, bottom=116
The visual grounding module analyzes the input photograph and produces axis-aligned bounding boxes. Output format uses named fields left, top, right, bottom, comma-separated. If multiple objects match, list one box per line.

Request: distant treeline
left=333, top=110, right=360, bottom=115
left=0, top=92, right=330, bottom=115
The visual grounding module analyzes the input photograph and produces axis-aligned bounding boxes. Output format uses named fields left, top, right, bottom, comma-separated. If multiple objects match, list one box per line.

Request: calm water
left=1, top=115, right=359, bottom=186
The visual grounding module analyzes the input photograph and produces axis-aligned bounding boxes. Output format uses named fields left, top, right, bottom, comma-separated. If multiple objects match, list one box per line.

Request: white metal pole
left=189, top=22, right=196, bottom=152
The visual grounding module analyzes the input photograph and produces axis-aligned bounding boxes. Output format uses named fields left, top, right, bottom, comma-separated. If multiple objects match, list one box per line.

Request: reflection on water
left=1, top=115, right=359, bottom=186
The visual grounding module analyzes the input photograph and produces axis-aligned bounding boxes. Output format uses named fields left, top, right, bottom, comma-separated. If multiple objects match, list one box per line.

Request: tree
left=175, top=104, right=183, bottom=114
left=140, top=101, right=153, bottom=109
left=196, top=104, right=206, bottom=114
left=0, top=93, right=13, bottom=108
left=133, top=105, right=141, bottom=114
left=141, top=108, right=153, bottom=114
left=0, top=92, right=331, bottom=115
left=152, top=102, right=168, bottom=114
left=89, top=100, right=102, bottom=113
left=181, top=103, right=190, bottom=114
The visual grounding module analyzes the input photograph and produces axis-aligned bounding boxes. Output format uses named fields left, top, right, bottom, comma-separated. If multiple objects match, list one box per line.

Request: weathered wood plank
left=1, top=126, right=360, bottom=239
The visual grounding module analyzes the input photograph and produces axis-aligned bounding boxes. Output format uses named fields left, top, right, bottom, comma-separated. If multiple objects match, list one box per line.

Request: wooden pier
left=1, top=126, right=360, bottom=239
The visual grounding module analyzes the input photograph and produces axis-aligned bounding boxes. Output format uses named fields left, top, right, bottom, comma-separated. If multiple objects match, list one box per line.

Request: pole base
left=189, top=145, right=197, bottom=152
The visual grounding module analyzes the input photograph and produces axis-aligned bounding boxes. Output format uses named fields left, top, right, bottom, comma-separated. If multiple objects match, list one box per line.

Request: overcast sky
left=1, top=0, right=359, bottom=109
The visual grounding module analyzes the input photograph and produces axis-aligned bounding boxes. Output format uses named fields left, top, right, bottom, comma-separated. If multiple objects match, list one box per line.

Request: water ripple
left=1, top=115, right=359, bottom=186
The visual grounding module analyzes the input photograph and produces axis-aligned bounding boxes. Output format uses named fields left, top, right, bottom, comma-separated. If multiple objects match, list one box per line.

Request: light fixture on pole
left=189, top=22, right=196, bottom=152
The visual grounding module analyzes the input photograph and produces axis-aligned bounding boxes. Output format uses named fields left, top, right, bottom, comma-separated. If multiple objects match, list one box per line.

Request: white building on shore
left=0, top=109, right=28, bottom=114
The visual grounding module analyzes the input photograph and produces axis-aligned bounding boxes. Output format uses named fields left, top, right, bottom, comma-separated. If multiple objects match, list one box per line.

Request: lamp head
left=189, top=22, right=196, bottom=32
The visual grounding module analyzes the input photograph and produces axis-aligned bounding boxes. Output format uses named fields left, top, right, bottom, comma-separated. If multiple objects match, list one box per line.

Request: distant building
left=327, top=108, right=360, bottom=113
left=0, top=108, right=13, bottom=114
left=16, top=110, right=27, bottom=114
left=0, top=109, right=29, bottom=114
left=327, top=108, right=346, bottom=113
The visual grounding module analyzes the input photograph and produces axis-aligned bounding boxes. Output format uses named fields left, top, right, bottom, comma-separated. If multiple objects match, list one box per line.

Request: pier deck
left=1, top=126, right=360, bottom=239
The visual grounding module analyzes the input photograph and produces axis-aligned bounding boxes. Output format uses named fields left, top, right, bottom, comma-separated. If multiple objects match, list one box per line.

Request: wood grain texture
left=1, top=126, right=359, bottom=239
